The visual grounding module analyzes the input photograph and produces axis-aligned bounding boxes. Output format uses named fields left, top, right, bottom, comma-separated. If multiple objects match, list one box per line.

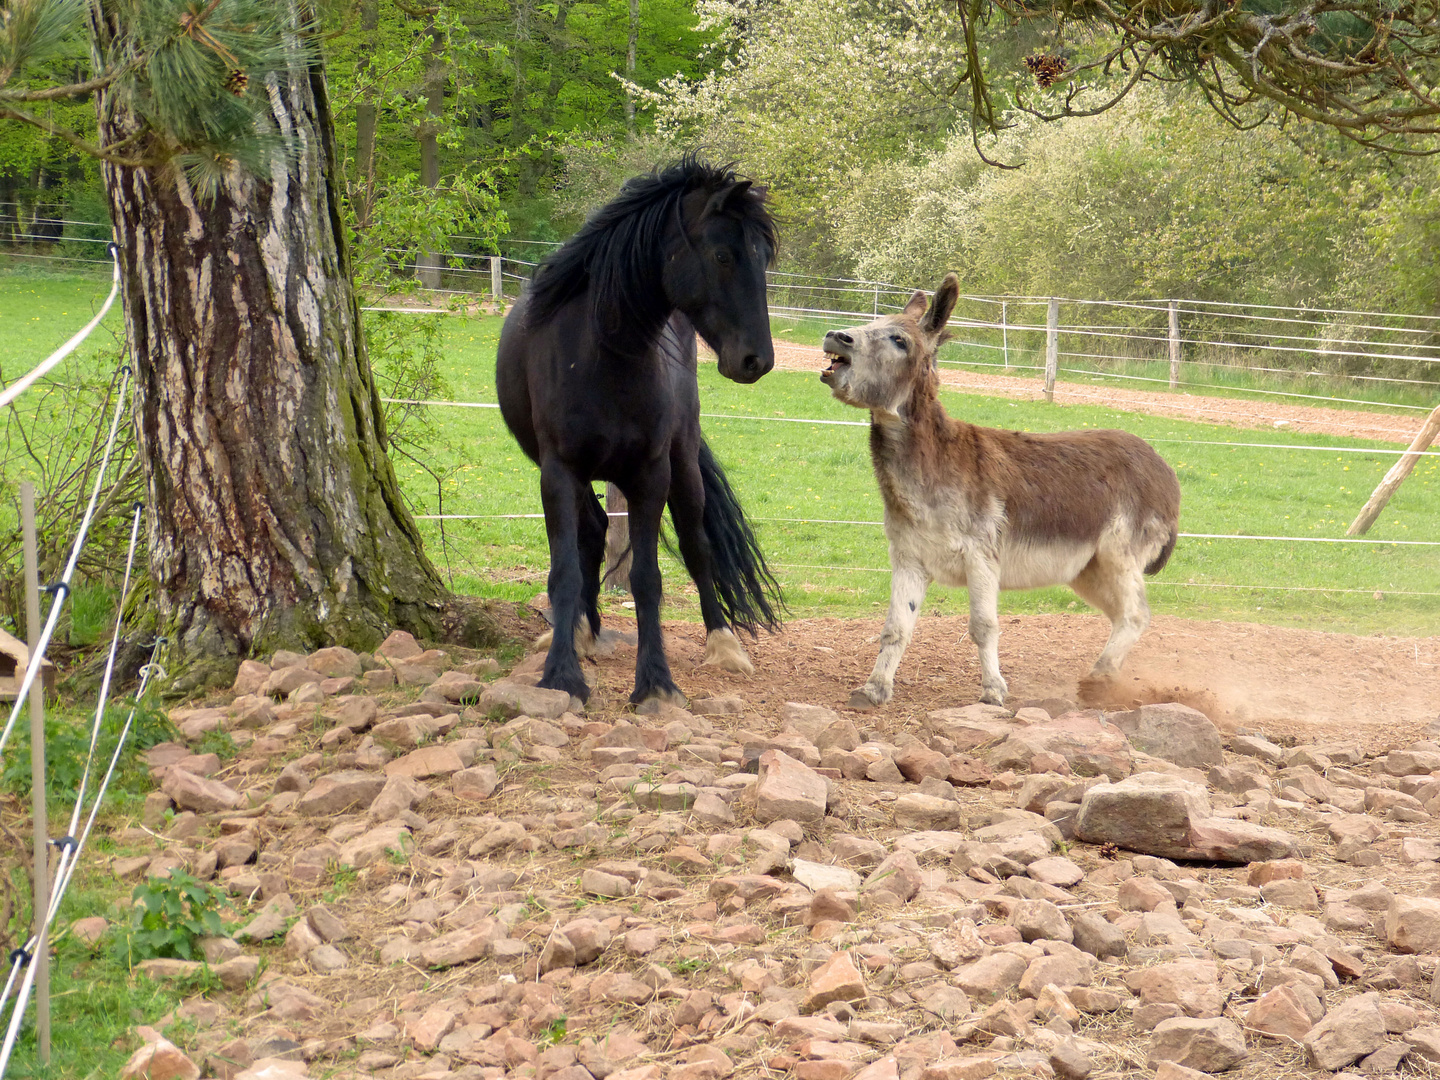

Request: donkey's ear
left=922, top=273, right=960, bottom=336
left=704, top=180, right=753, bottom=218
left=902, top=289, right=928, bottom=319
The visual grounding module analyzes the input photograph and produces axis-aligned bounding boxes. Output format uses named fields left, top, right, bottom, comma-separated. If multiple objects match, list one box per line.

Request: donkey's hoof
left=1077, top=673, right=1120, bottom=707
left=978, top=689, right=1006, bottom=707
left=702, top=628, right=754, bottom=676
left=848, top=688, right=879, bottom=710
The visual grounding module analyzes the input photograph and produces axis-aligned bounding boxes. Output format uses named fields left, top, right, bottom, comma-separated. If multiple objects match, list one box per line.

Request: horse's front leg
left=668, top=456, right=753, bottom=676
left=851, top=562, right=928, bottom=709
left=624, top=461, right=686, bottom=706
left=538, top=457, right=591, bottom=703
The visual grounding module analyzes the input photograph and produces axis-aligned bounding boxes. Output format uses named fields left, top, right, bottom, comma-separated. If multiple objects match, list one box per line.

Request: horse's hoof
left=978, top=688, right=1006, bottom=706
left=533, top=629, right=553, bottom=652
left=569, top=695, right=587, bottom=714
left=634, top=686, right=687, bottom=709
left=1077, top=673, right=1119, bottom=707
left=703, top=628, right=755, bottom=676
left=540, top=672, right=591, bottom=704
left=848, top=689, right=879, bottom=710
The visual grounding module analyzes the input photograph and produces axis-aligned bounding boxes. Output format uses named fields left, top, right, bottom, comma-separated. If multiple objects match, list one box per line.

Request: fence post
left=1168, top=300, right=1181, bottom=390
left=1001, top=301, right=1009, bottom=369
left=491, top=256, right=503, bottom=304
left=20, top=483, right=48, bottom=1065
left=873, top=284, right=879, bottom=316
left=1347, top=402, right=1440, bottom=535
left=1044, top=298, right=1058, bottom=403
left=602, top=484, right=632, bottom=592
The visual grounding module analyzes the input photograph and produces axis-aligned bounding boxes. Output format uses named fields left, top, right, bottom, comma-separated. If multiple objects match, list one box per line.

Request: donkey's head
left=820, top=274, right=960, bottom=411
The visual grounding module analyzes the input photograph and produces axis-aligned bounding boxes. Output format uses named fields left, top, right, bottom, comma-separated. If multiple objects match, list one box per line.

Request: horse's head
left=821, top=274, right=960, bottom=412
left=669, top=180, right=777, bottom=384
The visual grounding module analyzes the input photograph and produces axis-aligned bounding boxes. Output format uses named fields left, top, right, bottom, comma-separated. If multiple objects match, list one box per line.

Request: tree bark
left=354, top=0, right=380, bottom=229
left=92, top=24, right=453, bottom=685
left=417, top=12, right=445, bottom=290
left=625, top=0, right=638, bottom=132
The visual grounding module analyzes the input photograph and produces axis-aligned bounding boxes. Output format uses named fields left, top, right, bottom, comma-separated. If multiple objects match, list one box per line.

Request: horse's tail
left=698, top=438, right=785, bottom=635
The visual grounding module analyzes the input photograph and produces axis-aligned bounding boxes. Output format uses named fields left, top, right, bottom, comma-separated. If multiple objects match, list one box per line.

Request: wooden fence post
left=20, top=483, right=48, bottom=1064
left=602, top=484, right=632, bottom=592
left=1044, top=298, right=1058, bottom=403
left=1347, top=403, right=1440, bottom=535
left=491, top=256, right=503, bottom=304
left=1001, top=301, right=1009, bottom=369
left=1168, top=300, right=1181, bottom=390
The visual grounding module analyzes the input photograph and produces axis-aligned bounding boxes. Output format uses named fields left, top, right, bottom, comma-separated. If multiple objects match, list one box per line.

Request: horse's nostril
left=743, top=354, right=760, bottom=374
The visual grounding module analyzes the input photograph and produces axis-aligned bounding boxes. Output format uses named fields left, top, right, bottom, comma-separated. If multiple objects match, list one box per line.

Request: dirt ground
left=560, top=611, right=1440, bottom=755
left=768, top=341, right=1430, bottom=444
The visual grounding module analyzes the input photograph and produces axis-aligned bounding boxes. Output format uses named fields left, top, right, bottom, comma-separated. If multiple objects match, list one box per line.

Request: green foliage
left=111, top=871, right=230, bottom=967
left=537, top=1016, right=567, bottom=1047
left=194, top=727, right=237, bottom=761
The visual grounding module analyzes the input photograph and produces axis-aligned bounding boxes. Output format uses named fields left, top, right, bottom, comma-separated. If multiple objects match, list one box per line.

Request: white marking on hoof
left=703, top=628, right=754, bottom=676
left=534, top=629, right=553, bottom=651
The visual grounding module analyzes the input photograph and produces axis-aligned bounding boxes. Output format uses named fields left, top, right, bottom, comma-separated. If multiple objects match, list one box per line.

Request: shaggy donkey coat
left=820, top=274, right=1181, bottom=706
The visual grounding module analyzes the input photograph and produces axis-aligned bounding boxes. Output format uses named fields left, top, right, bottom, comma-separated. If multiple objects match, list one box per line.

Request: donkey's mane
left=525, top=155, right=776, bottom=342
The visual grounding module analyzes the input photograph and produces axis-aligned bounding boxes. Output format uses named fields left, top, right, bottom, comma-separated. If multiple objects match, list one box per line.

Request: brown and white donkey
left=821, top=274, right=1181, bottom=707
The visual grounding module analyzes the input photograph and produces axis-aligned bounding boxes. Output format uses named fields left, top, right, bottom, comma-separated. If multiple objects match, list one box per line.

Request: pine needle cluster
left=1, top=0, right=312, bottom=192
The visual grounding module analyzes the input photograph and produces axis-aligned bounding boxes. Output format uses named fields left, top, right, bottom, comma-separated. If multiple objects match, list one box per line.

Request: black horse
left=496, top=158, right=784, bottom=706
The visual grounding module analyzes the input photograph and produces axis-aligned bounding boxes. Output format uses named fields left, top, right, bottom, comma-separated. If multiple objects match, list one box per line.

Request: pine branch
left=0, top=69, right=126, bottom=101
left=0, top=102, right=153, bottom=165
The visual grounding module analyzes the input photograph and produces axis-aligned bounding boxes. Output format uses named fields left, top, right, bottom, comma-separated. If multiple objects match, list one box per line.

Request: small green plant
left=111, top=871, right=231, bottom=968
left=195, top=728, right=238, bottom=761
left=537, top=1016, right=567, bottom=1047
left=324, top=863, right=359, bottom=904
left=668, top=956, right=707, bottom=976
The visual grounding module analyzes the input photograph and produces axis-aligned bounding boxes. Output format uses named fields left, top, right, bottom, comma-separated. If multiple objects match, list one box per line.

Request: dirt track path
left=767, top=341, right=1429, bottom=444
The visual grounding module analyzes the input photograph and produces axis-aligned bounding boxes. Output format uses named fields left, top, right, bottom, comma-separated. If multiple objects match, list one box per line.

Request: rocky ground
left=104, top=613, right=1440, bottom=1080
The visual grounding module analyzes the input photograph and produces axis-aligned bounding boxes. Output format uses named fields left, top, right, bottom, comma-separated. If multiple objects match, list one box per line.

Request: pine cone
left=1098, top=842, right=1121, bottom=860
left=1023, top=53, right=1069, bottom=89
left=224, top=69, right=249, bottom=96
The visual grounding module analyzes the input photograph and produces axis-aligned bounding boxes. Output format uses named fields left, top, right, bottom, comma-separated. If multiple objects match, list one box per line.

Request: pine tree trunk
left=93, top=38, right=457, bottom=686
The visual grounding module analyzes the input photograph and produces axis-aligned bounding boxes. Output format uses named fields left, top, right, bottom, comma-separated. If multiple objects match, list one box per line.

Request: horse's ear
left=902, top=290, right=928, bottom=319
left=704, top=180, right=753, bottom=218
left=923, top=274, right=960, bottom=336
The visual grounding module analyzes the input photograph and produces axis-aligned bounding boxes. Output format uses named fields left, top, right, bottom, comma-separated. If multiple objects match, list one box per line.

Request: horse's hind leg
left=623, top=463, right=686, bottom=706
left=575, top=486, right=607, bottom=653
left=668, top=456, right=753, bottom=676
left=1070, top=548, right=1150, bottom=678
left=537, top=457, right=591, bottom=703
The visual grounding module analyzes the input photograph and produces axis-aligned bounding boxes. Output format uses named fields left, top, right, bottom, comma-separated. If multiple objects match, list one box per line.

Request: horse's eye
left=715, top=249, right=731, bottom=265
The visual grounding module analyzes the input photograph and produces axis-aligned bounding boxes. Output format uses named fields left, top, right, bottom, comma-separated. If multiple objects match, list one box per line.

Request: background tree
left=2, top=0, right=494, bottom=687
left=954, top=0, right=1440, bottom=155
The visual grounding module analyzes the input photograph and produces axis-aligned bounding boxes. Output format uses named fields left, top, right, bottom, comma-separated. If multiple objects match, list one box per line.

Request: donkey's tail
left=1144, top=525, right=1178, bottom=576
left=698, top=438, right=786, bottom=634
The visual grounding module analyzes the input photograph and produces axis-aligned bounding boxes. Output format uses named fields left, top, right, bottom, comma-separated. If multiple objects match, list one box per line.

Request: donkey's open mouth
left=820, top=350, right=850, bottom=385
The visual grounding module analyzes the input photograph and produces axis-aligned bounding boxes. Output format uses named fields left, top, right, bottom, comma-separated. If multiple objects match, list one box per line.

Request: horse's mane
left=525, top=155, right=776, bottom=342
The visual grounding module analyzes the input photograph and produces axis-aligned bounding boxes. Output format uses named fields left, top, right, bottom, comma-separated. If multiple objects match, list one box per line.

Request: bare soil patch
left=581, top=611, right=1440, bottom=753
left=768, top=341, right=1428, bottom=444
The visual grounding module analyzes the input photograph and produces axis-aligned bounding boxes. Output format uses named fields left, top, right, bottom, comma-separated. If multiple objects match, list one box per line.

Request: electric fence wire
left=0, top=508, right=154, bottom=1078
left=0, top=247, right=120, bottom=411
left=0, top=366, right=133, bottom=757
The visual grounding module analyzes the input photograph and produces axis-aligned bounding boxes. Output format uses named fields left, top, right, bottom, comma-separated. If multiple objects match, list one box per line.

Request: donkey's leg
left=624, top=462, right=686, bottom=706
left=538, top=457, right=591, bottom=703
left=667, top=455, right=753, bottom=676
left=1071, top=551, right=1150, bottom=677
left=965, top=555, right=1007, bottom=705
left=851, top=563, right=928, bottom=709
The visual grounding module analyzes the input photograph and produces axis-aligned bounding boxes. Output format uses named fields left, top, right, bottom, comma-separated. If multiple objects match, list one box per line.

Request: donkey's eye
left=890, top=334, right=907, bottom=347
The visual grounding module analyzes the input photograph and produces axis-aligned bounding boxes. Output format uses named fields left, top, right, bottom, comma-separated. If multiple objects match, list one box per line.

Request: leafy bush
left=111, top=871, right=231, bottom=967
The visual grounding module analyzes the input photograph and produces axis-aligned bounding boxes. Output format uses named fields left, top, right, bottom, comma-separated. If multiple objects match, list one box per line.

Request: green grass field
left=6, top=264, right=1439, bottom=636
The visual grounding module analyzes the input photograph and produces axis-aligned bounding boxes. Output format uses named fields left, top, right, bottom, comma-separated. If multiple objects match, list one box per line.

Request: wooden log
left=1346, top=402, right=1440, bottom=535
